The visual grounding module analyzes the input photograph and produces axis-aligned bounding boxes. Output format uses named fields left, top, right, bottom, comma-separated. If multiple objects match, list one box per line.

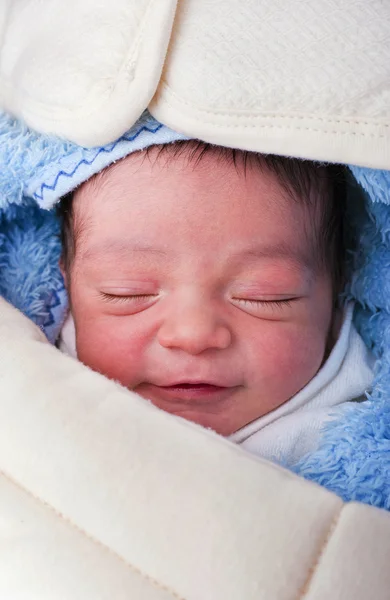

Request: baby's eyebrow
left=81, top=240, right=311, bottom=270
left=231, top=242, right=312, bottom=270
left=81, top=238, right=313, bottom=271
left=81, top=240, right=168, bottom=261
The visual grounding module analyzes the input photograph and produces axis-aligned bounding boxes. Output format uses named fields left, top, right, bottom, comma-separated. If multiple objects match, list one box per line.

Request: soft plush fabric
left=0, top=0, right=178, bottom=146
left=1, top=0, right=389, bottom=168
left=150, top=0, right=390, bottom=169
left=1, top=109, right=390, bottom=509
left=0, top=199, right=66, bottom=343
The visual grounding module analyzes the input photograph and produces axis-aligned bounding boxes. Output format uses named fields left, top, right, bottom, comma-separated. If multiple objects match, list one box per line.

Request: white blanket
left=0, top=298, right=389, bottom=599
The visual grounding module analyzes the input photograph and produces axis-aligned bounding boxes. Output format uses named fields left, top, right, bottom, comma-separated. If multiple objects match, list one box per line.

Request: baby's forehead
left=72, top=142, right=331, bottom=255
left=74, top=145, right=282, bottom=224
left=75, top=142, right=313, bottom=207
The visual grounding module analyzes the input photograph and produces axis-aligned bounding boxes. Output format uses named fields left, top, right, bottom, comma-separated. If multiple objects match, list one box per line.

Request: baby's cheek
left=75, top=318, right=149, bottom=388
left=250, top=325, right=325, bottom=407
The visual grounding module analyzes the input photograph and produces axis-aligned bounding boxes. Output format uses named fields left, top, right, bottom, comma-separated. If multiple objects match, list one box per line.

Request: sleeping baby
left=58, top=140, right=374, bottom=467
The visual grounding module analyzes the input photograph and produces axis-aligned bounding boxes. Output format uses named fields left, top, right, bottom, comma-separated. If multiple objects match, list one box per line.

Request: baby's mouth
left=164, top=382, right=222, bottom=390
left=137, top=382, right=238, bottom=405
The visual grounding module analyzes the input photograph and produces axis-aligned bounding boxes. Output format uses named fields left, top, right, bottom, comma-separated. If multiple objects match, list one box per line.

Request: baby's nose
left=157, top=301, right=232, bottom=355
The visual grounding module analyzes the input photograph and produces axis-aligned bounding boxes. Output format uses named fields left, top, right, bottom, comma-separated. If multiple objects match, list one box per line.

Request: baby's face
left=67, top=149, right=334, bottom=435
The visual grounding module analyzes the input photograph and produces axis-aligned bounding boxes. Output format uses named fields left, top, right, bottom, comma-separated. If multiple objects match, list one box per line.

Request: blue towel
left=1, top=110, right=389, bottom=508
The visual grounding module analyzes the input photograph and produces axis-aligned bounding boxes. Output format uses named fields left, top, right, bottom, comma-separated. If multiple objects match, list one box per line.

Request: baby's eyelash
left=100, top=293, right=296, bottom=307
left=233, top=298, right=294, bottom=305
left=99, top=292, right=155, bottom=304
left=233, top=298, right=295, bottom=310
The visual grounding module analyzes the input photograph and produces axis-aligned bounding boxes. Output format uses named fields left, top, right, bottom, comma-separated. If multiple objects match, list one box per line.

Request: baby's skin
left=63, top=148, right=334, bottom=435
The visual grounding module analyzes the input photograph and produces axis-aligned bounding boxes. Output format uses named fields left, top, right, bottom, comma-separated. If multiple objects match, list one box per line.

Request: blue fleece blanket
left=1, top=111, right=389, bottom=509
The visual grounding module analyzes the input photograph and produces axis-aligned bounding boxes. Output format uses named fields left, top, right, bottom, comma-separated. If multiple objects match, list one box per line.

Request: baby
left=58, top=140, right=374, bottom=466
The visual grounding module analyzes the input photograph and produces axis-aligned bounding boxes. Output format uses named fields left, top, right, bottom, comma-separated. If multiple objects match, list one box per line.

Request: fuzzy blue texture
left=293, top=166, right=390, bottom=509
left=0, top=112, right=76, bottom=209
left=1, top=109, right=390, bottom=508
left=0, top=199, right=67, bottom=343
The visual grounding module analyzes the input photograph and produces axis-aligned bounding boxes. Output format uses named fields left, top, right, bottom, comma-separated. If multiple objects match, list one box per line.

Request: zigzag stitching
left=34, top=122, right=163, bottom=200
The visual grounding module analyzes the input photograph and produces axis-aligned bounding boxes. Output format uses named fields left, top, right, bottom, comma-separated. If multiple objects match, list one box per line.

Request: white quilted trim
left=150, top=81, right=390, bottom=168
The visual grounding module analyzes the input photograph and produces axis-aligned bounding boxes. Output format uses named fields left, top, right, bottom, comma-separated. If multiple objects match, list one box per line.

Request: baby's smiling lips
left=139, top=381, right=239, bottom=405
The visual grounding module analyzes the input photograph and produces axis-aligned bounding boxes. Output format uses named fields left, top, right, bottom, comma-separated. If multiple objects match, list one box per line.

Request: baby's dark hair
left=57, top=141, right=347, bottom=304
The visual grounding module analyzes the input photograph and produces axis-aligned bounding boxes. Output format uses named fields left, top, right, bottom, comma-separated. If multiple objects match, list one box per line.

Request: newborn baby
left=58, top=141, right=373, bottom=466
